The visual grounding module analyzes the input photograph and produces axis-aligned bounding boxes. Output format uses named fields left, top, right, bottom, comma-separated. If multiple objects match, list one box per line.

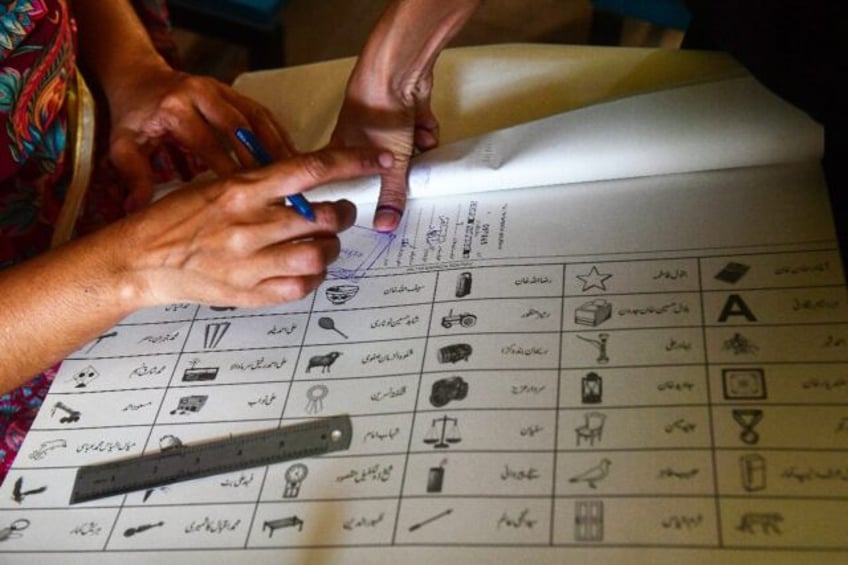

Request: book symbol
left=715, top=262, right=750, bottom=284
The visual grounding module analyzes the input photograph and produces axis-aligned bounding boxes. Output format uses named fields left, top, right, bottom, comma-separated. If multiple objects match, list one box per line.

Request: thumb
left=373, top=156, right=410, bottom=232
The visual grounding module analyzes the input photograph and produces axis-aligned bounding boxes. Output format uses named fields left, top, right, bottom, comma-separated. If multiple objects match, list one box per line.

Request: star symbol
left=577, top=266, right=612, bottom=291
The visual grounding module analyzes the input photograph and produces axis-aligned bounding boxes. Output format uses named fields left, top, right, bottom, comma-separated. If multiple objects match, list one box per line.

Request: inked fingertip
left=374, top=205, right=402, bottom=232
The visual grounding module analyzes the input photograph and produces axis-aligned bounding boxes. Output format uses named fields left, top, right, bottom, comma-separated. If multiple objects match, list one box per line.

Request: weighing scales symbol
left=423, top=416, right=461, bottom=449
left=732, top=409, right=764, bottom=444
left=305, top=384, right=329, bottom=414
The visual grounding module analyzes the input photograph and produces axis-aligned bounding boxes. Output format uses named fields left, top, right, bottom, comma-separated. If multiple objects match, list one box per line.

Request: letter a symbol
left=717, top=294, right=757, bottom=322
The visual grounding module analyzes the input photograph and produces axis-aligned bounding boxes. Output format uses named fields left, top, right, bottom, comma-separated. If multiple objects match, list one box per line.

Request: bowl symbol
left=326, top=284, right=359, bottom=305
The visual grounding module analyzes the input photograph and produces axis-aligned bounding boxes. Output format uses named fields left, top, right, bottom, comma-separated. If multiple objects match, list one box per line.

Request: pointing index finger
left=262, top=148, right=394, bottom=200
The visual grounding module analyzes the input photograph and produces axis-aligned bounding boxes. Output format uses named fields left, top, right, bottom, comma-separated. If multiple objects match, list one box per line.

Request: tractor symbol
left=441, top=309, right=477, bottom=329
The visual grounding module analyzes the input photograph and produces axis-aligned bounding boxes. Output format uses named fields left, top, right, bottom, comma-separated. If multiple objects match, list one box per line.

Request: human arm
left=331, top=0, right=482, bottom=232
left=0, top=147, right=392, bottom=394
left=70, top=0, right=293, bottom=210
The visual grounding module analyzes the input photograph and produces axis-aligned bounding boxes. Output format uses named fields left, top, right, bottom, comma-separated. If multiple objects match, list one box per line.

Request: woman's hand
left=331, top=69, right=439, bottom=232
left=69, top=1, right=295, bottom=210
left=106, top=65, right=294, bottom=212
left=0, top=146, right=391, bottom=390
left=329, top=0, right=480, bottom=232
left=117, top=147, right=392, bottom=308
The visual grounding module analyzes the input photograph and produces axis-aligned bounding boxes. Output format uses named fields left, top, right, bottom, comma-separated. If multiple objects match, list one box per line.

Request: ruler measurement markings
left=70, top=415, right=352, bottom=504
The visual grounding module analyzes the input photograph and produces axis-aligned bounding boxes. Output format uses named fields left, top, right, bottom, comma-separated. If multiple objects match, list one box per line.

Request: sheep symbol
left=306, top=351, right=342, bottom=373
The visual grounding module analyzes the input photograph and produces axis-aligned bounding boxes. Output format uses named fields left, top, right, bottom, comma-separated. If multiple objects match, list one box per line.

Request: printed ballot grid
left=1, top=248, right=847, bottom=553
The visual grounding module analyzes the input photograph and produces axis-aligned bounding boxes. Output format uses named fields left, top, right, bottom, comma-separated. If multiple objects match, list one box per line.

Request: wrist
left=71, top=0, right=172, bottom=108
left=346, top=0, right=480, bottom=108
left=78, top=219, right=153, bottom=315
left=100, top=57, right=172, bottom=110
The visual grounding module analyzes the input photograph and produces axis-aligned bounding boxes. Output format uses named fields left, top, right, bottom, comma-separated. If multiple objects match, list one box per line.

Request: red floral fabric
left=0, top=0, right=181, bottom=481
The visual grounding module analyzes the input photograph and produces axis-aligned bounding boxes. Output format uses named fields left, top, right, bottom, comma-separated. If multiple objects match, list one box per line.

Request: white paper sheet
left=2, top=161, right=846, bottom=563
left=309, top=77, right=823, bottom=204
left=1, top=54, right=846, bottom=563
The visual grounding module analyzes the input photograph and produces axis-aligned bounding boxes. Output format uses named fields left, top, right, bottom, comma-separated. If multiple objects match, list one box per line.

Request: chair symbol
left=575, top=412, right=606, bottom=446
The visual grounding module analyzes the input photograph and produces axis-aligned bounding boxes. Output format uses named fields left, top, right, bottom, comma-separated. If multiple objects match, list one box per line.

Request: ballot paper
left=1, top=50, right=846, bottom=565
left=310, top=76, right=823, bottom=204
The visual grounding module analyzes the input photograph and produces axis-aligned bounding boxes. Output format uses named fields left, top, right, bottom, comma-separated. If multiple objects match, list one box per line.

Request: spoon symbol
left=318, top=317, right=348, bottom=339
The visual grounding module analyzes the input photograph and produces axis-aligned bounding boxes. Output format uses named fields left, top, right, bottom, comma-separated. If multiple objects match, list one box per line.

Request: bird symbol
left=568, top=458, right=612, bottom=489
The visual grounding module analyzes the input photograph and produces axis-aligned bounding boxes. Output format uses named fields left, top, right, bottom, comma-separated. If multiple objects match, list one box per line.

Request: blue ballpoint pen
left=234, top=127, right=316, bottom=222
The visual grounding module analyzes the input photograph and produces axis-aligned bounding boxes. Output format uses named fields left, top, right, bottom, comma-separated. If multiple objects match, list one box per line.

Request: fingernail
left=374, top=205, right=402, bottom=232
left=378, top=152, right=394, bottom=168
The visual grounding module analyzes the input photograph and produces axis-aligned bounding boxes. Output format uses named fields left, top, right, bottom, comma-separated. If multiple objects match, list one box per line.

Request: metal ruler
left=70, top=414, right=352, bottom=504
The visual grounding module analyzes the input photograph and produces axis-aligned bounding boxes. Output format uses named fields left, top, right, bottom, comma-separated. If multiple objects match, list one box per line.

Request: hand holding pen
left=235, top=127, right=316, bottom=221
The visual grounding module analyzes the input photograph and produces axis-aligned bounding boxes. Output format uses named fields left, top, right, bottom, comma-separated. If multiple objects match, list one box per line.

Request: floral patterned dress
left=0, top=0, right=180, bottom=481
